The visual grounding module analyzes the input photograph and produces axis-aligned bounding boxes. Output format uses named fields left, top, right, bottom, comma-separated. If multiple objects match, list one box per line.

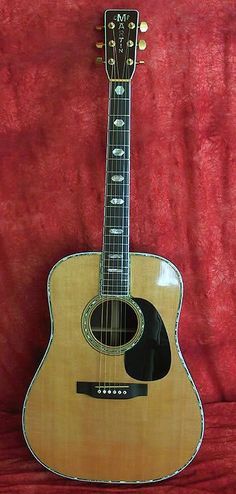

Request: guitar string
left=110, top=30, right=120, bottom=389
left=100, top=67, right=111, bottom=390
left=111, top=31, right=128, bottom=388
left=106, top=55, right=117, bottom=390
left=103, top=70, right=112, bottom=391
left=105, top=29, right=119, bottom=391
left=113, top=34, right=130, bottom=387
left=98, top=68, right=111, bottom=392
left=123, top=37, right=131, bottom=382
left=124, top=52, right=130, bottom=382
left=110, top=30, right=131, bottom=388
left=117, top=33, right=131, bottom=386
left=113, top=36, right=123, bottom=386
left=108, top=30, right=128, bottom=388
left=98, top=52, right=115, bottom=391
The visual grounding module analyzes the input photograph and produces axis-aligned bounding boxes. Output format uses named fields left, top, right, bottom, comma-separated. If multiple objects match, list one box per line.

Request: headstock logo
left=113, top=13, right=130, bottom=22
left=112, top=13, right=131, bottom=53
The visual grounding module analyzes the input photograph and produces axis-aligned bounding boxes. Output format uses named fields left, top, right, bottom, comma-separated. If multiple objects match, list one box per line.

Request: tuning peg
left=136, top=60, right=145, bottom=65
left=96, top=56, right=104, bottom=64
left=138, top=40, right=147, bottom=50
left=96, top=41, right=105, bottom=49
left=96, top=25, right=104, bottom=31
left=139, top=21, right=148, bottom=32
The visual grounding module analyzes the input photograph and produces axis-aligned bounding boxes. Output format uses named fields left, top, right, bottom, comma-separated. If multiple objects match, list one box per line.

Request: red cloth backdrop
left=0, top=0, right=235, bottom=493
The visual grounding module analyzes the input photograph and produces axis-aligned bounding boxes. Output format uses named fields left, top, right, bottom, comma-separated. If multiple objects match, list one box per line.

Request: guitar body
left=23, top=252, right=203, bottom=483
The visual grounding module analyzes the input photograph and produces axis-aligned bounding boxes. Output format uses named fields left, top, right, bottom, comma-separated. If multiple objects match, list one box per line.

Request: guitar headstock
left=96, top=10, right=148, bottom=81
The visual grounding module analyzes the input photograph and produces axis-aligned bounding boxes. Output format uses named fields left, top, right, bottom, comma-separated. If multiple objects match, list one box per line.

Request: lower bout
left=23, top=384, right=203, bottom=483
left=23, top=251, right=203, bottom=482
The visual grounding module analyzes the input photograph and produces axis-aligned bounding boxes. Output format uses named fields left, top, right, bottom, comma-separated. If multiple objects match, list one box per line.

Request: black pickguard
left=124, top=298, right=171, bottom=381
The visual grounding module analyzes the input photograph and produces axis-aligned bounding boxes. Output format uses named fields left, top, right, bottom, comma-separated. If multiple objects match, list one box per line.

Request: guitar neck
left=100, top=81, right=131, bottom=296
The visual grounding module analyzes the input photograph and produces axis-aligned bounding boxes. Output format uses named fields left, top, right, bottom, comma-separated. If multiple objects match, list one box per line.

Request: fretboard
left=100, top=81, right=131, bottom=296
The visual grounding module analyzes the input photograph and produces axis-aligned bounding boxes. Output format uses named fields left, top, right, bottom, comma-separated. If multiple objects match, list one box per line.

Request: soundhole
left=90, top=300, right=139, bottom=348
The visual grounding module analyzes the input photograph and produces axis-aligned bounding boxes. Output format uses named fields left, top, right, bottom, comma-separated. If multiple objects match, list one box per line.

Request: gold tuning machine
left=96, top=25, right=104, bottom=31
left=136, top=60, right=145, bottom=65
left=96, top=57, right=104, bottom=64
left=96, top=41, right=105, bottom=49
left=138, top=40, right=147, bottom=50
left=139, top=21, right=148, bottom=32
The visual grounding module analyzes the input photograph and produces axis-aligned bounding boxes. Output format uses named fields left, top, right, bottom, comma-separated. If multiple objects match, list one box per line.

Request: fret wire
left=102, top=286, right=130, bottom=288
left=103, top=253, right=129, bottom=256
left=102, top=274, right=130, bottom=277
left=109, top=98, right=130, bottom=101
left=102, top=285, right=129, bottom=288
left=102, top=270, right=129, bottom=273
left=101, top=294, right=130, bottom=296
left=103, top=263, right=129, bottom=265
left=102, top=278, right=129, bottom=281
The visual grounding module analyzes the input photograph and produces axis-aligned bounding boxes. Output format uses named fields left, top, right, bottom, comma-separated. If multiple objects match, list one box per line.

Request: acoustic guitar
left=22, top=9, right=204, bottom=484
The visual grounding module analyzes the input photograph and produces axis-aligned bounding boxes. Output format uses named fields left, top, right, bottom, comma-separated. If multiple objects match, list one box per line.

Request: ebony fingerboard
left=100, top=81, right=131, bottom=296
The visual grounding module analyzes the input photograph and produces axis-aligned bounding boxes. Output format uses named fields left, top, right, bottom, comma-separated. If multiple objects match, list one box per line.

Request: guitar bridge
left=76, top=382, right=147, bottom=399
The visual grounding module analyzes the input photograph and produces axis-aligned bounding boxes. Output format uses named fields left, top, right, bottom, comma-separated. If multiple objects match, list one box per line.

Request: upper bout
left=130, top=252, right=182, bottom=297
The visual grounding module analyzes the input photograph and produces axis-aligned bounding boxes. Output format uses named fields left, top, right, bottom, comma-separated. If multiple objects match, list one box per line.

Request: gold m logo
left=114, top=13, right=130, bottom=22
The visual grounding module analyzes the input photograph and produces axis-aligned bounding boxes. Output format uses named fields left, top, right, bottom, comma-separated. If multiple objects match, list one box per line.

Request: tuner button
left=139, top=21, right=148, bottom=32
left=138, top=39, right=147, bottom=50
left=96, top=41, right=105, bottom=49
left=96, top=25, right=104, bottom=31
left=136, top=60, right=145, bottom=65
left=128, top=22, right=136, bottom=29
left=96, top=57, right=104, bottom=64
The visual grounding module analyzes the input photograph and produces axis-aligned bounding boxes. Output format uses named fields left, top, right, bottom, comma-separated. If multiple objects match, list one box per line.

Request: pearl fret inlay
left=107, top=268, right=123, bottom=272
left=115, top=86, right=125, bottom=95
left=111, top=175, right=124, bottom=182
left=113, top=148, right=124, bottom=156
left=110, top=198, right=124, bottom=205
left=110, top=229, right=123, bottom=234
left=114, top=119, right=124, bottom=127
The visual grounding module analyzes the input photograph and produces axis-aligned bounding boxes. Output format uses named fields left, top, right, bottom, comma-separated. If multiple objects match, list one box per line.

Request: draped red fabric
left=0, top=0, right=235, bottom=492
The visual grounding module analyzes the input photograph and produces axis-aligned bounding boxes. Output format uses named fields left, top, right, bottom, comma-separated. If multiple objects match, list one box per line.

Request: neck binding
left=100, top=81, right=131, bottom=296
